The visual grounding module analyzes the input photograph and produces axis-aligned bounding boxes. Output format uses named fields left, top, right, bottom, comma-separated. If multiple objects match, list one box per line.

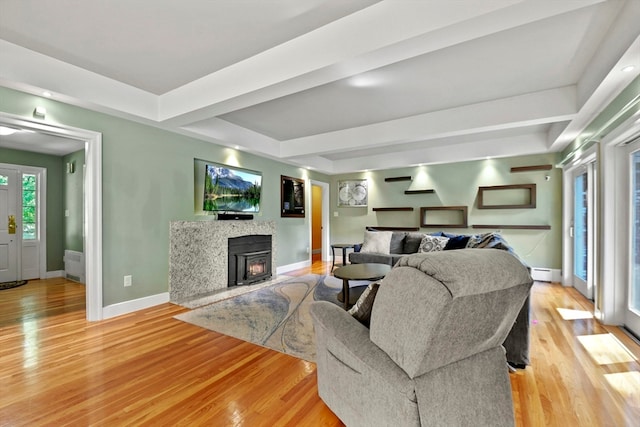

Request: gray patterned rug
left=174, top=274, right=370, bottom=362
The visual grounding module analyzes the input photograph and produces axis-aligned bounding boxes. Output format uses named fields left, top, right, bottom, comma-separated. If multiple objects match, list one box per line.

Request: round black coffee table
left=333, top=263, right=391, bottom=310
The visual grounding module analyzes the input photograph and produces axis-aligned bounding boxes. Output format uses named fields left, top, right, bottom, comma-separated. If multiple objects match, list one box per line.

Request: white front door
left=0, top=168, right=19, bottom=282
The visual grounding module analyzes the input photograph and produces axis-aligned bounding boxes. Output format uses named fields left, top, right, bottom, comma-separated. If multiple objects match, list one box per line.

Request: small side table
left=331, top=243, right=356, bottom=270
left=333, top=263, right=391, bottom=310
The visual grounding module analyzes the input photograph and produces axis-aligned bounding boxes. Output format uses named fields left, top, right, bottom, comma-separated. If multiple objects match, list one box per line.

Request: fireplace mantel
left=169, top=220, right=277, bottom=302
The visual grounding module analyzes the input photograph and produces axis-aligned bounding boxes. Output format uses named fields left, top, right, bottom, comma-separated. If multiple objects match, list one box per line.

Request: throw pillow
left=389, top=232, right=406, bottom=254
left=348, top=282, right=381, bottom=327
left=360, top=230, right=393, bottom=254
left=467, top=232, right=500, bottom=249
left=418, top=235, right=449, bottom=252
left=444, top=234, right=470, bottom=250
left=403, top=232, right=426, bottom=253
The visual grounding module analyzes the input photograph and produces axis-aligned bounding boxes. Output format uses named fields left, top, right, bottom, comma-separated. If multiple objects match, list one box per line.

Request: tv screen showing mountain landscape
left=203, top=164, right=262, bottom=212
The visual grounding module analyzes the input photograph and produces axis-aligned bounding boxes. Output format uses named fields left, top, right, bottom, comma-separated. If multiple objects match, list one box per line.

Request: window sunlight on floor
left=556, top=307, right=594, bottom=320
left=603, top=371, right=640, bottom=409
left=577, top=333, right=638, bottom=365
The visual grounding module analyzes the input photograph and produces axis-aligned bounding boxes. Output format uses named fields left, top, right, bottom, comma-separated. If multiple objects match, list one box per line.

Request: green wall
left=0, top=147, right=65, bottom=271
left=63, top=150, right=85, bottom=252
left=0, top=86, right=330, bottom=306
left=330, top=153, right=563, bottom=269
left=0, top=85, right=564, bottom=307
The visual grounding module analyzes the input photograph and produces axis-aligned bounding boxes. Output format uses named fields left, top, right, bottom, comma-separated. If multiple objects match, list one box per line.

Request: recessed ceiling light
left=622, top=65, right=636, bottom=73
left=349, top=75, right=380, bottom=88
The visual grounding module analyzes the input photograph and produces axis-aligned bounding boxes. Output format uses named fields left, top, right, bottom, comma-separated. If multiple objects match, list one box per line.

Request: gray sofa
left=348, top=229, right=531, bottom=368
left=349, top=230, right=519, bottom=266
left=311, top=249, right=533, bottom=427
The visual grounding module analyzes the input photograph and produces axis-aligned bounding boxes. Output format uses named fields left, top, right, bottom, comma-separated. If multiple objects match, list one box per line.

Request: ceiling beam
left=279, top=87, right=576, bottom=158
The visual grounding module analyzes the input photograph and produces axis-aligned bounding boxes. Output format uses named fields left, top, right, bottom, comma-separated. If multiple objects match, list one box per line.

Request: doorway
left=0, top=112, right=102, bottom=321
left=0, top=168, right=18, bottom=282
left=310, top=180, right=330, bottom=263
left=0, top=165, right=47, bottom=283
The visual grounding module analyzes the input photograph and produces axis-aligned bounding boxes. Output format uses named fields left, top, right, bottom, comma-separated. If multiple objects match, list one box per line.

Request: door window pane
left=631, top=152, right=640, bottom=313
left=0, top=175, right=7, bottom=185
left=22, top=174, right=36, bottom=240
left=574, top=173, right=588, bottom=282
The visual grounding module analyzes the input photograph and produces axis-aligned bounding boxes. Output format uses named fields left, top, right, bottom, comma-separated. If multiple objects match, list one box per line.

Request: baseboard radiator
left=64, top=250, right=85, bottom=283
left=530, top=267, right=561, bottom=283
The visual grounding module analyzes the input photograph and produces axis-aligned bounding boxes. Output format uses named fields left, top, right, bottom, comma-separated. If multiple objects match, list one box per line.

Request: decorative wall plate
left=338, top=179, right=368, bottom=207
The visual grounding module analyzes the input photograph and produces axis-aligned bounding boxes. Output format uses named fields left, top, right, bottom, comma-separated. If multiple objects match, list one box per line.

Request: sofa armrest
left=310, top=301, right=414, bottom=398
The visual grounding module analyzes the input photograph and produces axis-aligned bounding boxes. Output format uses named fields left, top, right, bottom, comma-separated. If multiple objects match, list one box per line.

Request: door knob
left=8, top=215, right=16, bottom=234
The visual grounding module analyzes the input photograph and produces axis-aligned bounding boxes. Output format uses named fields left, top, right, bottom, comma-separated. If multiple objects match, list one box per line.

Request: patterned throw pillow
left=467, top=232, right=504, bottom=249
left=348, top=282, right=381, bottom=327
left=360, top=230, right=393, bottom=254
left=418, top=235, right=449, bottom=252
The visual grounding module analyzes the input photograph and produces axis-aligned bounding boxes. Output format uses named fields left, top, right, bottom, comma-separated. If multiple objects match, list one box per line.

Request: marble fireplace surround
left=169, top=220, right=277, bottom=303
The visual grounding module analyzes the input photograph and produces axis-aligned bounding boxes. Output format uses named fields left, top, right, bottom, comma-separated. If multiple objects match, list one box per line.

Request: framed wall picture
left=281, top=175, right=305, bottom=217
left=338, top=179, right=368, bottom=207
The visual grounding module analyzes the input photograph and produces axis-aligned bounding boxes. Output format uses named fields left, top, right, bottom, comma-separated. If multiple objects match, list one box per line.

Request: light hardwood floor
left=1, top=262, right=639, bottom=426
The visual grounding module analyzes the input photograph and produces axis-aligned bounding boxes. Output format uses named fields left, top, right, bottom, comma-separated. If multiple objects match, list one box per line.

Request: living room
left=1, top=1, right=640, bottom=425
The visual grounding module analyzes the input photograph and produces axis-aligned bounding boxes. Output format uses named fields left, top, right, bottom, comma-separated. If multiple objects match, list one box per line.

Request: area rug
left=174, top=274, right=370, bottom=362
left=0, top=280, right=28, bottom=291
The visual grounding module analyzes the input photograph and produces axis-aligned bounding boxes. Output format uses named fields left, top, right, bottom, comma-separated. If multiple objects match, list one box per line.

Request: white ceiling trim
left=551, top=31, right=640, bottom=150
left=0, top=0, right=637, bottom=174
left=0, top=40, right=158, bottom=121
left=158, top=0, right=605, bottom=125
left=327, top=132, right=550, bottom=174
left=279, top=86, right=576, bottom=158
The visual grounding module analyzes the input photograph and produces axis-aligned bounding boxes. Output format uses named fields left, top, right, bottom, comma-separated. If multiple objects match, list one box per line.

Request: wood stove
left=228, top=235, right=272, bottom=286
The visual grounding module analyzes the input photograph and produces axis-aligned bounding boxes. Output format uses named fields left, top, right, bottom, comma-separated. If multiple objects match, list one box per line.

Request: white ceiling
left=1, top=0, right=639, bottom=172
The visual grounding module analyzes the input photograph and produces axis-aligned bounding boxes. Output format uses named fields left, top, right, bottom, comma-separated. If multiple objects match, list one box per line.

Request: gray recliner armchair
left=310, top=249, right=533, bottom=427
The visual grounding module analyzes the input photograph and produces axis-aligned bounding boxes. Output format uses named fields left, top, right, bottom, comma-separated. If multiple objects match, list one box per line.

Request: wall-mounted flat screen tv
left=203, top=163, right=262, bottom=212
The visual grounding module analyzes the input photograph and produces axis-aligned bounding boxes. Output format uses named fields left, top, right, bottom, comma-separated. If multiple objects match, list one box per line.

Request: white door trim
left=0, top=167, right=19, bottom=282
left=0, top=112, right=103, bottom=321
left=310, top=179, right=330, bottom=262
left=599, top=113, right=640, bottom=325
left=562, top=148, right=597, bottom=286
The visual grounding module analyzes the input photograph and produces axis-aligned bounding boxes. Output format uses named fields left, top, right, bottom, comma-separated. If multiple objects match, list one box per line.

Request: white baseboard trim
left=531, top=267, right=562, bottom=283
left=45, top=270, right=64, bottom=278
left=102, top=292, right=170, bottom=319
left=277, top=259, right=311, bottom=275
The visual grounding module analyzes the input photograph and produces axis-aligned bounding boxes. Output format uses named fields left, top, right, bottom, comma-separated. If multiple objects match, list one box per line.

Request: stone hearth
left=169, top=220, right=276, bottom=302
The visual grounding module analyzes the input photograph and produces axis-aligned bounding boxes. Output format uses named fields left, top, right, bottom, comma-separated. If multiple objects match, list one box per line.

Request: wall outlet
left=124, top=275, right=132, bottom=287
left=333, top=211, right=339, bottom=217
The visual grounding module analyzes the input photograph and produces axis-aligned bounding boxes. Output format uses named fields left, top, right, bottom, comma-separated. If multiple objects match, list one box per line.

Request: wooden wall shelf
left=420, top=206, right=468, bottom=228
left=472, top=224, right=551, bottom=230
left=384, top=176, right=412, bottom=182
left=510, top=164, right=552, bottom=173
left=404, top=189, right=435, bottom=195
left=372, top=207, right=414, bottom=212
left=367, top=226, right=420, bottom=231
left=477, top=184, right=536, bottom=209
